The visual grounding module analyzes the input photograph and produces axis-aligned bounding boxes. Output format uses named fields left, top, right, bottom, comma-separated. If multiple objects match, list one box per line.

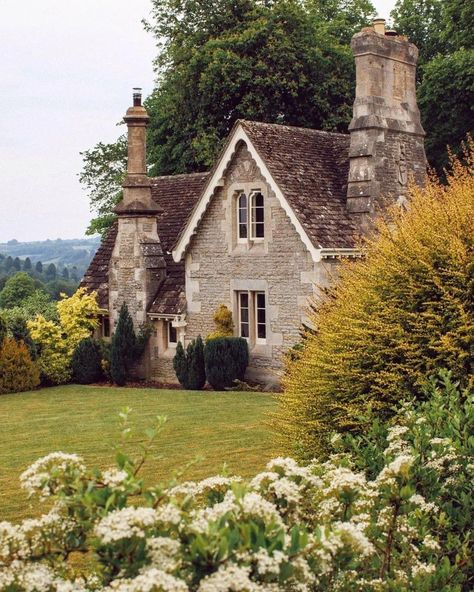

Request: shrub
left=0, top=338, right=40, bottom=394
left=276, top=142, right=474, bottom=456
left=204, top=337, right=249, bottom=390
left=206, top=304, right=234, bottom=340
left=28, top=288, right=100, bottom=385
left=71, top=338, right=103, bottom=384
left=1, top=378, right=472, bottom=590
left=110, top=304, right=135, bottom=386
left=173, top=336, right=206, bottom=390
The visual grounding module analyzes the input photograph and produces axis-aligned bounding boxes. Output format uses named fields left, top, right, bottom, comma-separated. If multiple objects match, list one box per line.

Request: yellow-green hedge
left=275, top=140, right=474, bottom=457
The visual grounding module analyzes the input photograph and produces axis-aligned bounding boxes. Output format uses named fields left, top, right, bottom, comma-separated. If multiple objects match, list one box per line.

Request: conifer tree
left=24, top=257, right=32, bottom=271
left=110, top=303, right=137, bottom=386
left=35, top=261, right=43, bottom=274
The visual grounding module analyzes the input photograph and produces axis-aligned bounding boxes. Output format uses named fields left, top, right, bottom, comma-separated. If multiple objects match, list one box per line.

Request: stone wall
left=184, top=142, right=333, bottom=385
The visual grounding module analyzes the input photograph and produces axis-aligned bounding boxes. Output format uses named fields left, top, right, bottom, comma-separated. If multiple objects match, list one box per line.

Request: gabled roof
left=80, top=221, right=118, bottom=309
left=81, top=173, right=208, bottom=314
left=173, top=120, right=358, bottom=262
left=240, top=121, right=357, bottom=250
left=149, top=172, right=209, bottom=316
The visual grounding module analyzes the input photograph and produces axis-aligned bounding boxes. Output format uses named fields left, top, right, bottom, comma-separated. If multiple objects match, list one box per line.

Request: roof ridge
left=151, top=171, right=210, bottom=182
left=238, top=119, right=349, bottom=138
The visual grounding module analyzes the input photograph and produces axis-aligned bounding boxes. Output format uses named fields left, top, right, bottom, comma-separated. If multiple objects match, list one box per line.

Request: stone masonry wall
left=184, top=142, right=334, bottom=386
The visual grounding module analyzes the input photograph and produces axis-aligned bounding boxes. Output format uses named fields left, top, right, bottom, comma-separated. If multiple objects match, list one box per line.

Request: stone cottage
left=82, top=18, right=426, bottom=386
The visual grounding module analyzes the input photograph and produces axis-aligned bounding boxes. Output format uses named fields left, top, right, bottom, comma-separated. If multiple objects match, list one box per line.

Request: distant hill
left=0, top=237, right=100, bottom=279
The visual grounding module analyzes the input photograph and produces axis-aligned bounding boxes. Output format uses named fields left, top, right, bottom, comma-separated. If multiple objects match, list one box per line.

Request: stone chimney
left=109, top=90, right=166, bottom=374
left=346, top=19, right=426, bottom=231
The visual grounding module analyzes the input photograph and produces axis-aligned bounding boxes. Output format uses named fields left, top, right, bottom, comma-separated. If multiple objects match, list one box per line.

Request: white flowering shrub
left=0, top=373, right=472, bottom=591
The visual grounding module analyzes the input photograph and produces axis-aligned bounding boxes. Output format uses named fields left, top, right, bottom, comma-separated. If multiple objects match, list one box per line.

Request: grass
left=0, top=385, right=279, bottom=523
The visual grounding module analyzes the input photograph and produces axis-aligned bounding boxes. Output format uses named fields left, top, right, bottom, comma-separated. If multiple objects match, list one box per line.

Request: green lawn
left=0, top=385, right=279, bottom=523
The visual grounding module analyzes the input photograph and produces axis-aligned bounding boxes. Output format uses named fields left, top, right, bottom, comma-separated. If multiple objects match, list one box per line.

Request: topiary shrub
left=206, top=304, right=234, bottom=340
left=276, top=140, right=474, bottom=457
left=71, top=338, right=103, bottom=384
left=173, top=336, right=206, bottom=390
left=0, top=338, right=40, bottom=394
left=204, top=337, right=249, bottom=390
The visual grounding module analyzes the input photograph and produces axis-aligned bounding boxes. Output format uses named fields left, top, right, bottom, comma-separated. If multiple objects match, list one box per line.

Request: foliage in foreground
left=27, top=288, right=100, bottom=385
left=0, top=374, right=472, bottom=590
left=276, top=141, right=474, bottom=456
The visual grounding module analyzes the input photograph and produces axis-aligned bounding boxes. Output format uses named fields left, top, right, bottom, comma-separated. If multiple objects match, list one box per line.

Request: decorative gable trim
left=172, top=124, right=323, bottom=263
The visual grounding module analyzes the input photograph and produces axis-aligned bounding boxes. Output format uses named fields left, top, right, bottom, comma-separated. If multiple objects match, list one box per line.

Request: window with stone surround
left=168, top=322, right=178, bottom=348
left=237, top=190, right=264, bottom=242
left=237, top=291, right=267, bottom=344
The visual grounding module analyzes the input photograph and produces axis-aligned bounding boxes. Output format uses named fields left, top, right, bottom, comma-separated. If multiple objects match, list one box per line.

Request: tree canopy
left=82, top=0, right=375, bottom=235
left=391, top=0, right=474, bottom=170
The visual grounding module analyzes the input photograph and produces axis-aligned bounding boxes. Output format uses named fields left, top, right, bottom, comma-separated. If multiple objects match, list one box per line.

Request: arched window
left=250, top=191, right=264, bottom=239
left=238, top=192, right=248, bottom=240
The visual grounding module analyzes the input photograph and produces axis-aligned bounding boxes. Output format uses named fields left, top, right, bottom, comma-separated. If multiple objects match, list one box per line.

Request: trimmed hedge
left=204, top=337, right=249, bottom=390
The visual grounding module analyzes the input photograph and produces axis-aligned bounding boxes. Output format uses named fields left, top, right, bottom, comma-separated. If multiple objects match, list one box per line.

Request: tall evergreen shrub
left=276, top=140, right=474, bottom=457
left=71, top=338, right=103, bottom=384
left=110, top=304, right=136, bottom=386
left=204, top=337, right=249, bottom=390
left=173, top=336, right=206, bottom=390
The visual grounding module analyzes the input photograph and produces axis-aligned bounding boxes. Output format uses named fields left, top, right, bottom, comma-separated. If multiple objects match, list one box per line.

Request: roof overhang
left=172, top=123, right=323, bottom=263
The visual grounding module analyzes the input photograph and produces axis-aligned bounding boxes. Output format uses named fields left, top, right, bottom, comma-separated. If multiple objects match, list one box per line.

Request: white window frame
left=249, top=190, right=265, bottom=241
left=237, top=290, right=267, bottom=345
left=235, top=188, right=265, bottom=243
left=237, top=191, right=248, bottom=243
left=254, top=291, right=267, bottom=344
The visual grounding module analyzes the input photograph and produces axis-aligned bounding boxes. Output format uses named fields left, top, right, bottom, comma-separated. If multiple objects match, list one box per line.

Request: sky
left=0, top=0, right=395, bottom=243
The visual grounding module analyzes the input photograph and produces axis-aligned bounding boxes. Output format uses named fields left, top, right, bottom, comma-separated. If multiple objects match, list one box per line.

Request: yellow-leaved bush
left=28, top=288, right=100, bottom=385
left=276, top=140, right=474, bottom=457
left=206, top=304, right=234, bottom=340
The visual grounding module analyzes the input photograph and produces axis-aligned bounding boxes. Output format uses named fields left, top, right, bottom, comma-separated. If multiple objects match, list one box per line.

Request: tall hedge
left=204, top=337, right=249, bottom=390
left=275, top=140, right=474, bottom=457
left=0, top=338, right=40, bottom=395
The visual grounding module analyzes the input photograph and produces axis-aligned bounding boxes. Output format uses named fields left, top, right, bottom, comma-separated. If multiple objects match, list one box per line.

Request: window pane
left=256, top=292, right=266, bottom=340
left=250, top=192, right=264, bottom=239
left=169, top=323, right=177, bottom=343
left=238, top=193, right=248, bottom=239
left=239, top=292, right=250, bottom=338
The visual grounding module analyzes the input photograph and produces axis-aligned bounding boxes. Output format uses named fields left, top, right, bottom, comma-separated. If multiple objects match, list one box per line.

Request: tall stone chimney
left=109, top=90, right=165, bottom=372
left=346, top=19, right=426, bottom=231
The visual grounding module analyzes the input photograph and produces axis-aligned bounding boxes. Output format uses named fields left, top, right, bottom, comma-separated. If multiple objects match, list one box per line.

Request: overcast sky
left=0, top=0, right=395, bottom=243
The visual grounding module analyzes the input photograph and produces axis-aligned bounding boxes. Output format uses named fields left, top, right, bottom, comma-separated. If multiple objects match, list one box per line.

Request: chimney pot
left=133, top=87, right=142, bottom=107
left=373, top=17, right=386, bottom=35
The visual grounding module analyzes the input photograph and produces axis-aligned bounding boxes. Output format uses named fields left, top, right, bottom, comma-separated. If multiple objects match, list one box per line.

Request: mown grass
left=0, top=385, right=279, bottom=523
